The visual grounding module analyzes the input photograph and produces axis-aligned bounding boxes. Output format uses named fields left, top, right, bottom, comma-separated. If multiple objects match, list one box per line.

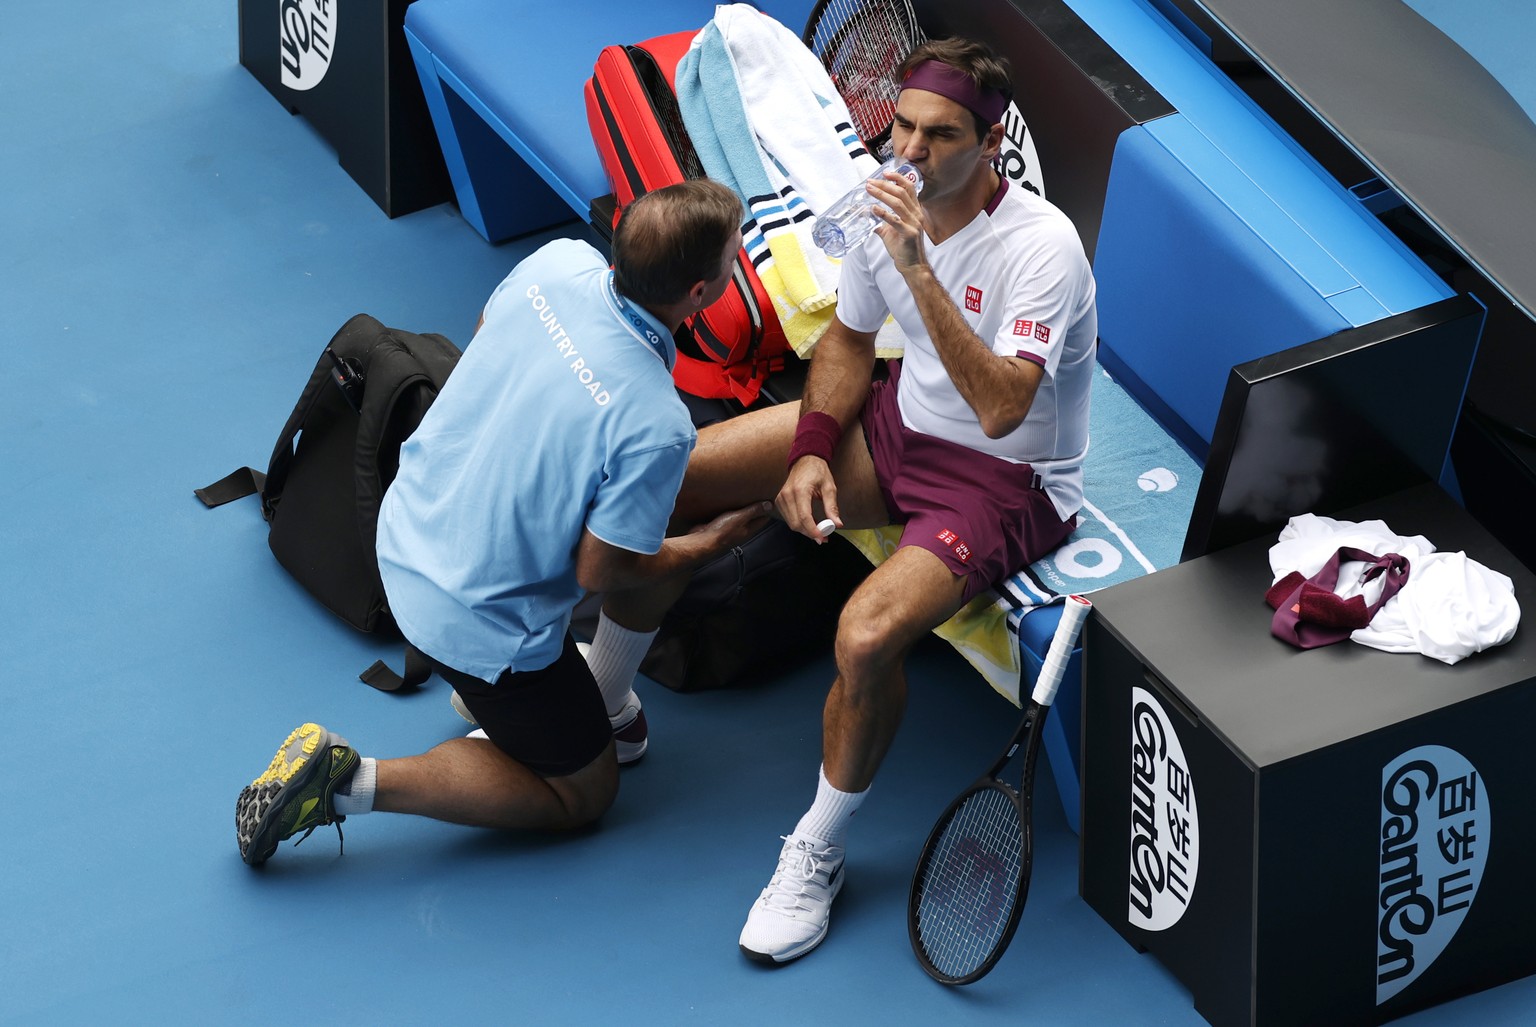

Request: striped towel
left=677, top=5, right=906, bottom=357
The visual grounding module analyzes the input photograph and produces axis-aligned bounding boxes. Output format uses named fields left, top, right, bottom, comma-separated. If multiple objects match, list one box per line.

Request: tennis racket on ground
left=907, top=594, right=1093, bottom=985
left=803, top=0, right=928, bottom=159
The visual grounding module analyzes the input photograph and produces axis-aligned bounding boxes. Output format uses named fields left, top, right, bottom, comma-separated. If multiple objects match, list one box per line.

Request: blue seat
left=1067, top=0, right=1452, bottom=455
left=404, top=0, right=815, bottom=242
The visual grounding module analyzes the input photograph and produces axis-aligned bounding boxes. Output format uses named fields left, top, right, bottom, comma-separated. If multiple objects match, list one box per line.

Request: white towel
left=679, top=4, right=909, bottom=357
left=1270, top=513, right=1520, bottom=665
left=711, top=4, right=876, bottom=213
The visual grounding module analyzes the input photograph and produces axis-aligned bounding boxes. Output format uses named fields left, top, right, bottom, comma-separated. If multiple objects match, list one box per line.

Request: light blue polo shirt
left=377, top=238, right=695, bottom=680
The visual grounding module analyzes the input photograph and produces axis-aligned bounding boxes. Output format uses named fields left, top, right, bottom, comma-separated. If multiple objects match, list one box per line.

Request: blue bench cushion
left=1066, top=0, right=1454, bottom=453
left=405, top=0, right=815, bottom=239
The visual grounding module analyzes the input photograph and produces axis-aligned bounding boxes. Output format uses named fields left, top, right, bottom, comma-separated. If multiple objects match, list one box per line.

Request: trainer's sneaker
left=607, top=691, right=648, bottom=765
left=739, top=833, right=846, bottom=964
left=235, top=723, right=359, bottom=866
left=448, top=641, right=648, bottom=765
left=450, top=689, right=477, bottom=726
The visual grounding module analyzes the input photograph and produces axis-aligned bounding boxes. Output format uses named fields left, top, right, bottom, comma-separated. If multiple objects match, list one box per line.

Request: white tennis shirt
left=835, top=179, right=1098, bottom=519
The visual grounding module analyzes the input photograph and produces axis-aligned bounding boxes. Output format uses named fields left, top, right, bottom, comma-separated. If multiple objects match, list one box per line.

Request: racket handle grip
left=1032, top=595, right=1092, bottom=706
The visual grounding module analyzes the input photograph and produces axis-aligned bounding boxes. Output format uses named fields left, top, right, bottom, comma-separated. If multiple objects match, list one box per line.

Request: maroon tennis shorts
left=860, top=367, right=1074, bottom=605
left=423, top=634, right=611, bottom=778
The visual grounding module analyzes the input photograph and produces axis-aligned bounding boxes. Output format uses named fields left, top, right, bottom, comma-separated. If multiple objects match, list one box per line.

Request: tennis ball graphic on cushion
left=1137, top=467, right=1178, bottom=492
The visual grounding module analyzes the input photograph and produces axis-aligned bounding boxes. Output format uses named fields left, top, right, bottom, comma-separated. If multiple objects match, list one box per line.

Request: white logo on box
left=279, top=0, right=337, bottom=92
left=1377, top=745, right=1488, bottom=1005
left=1128, top=686, right=1199, bottom=931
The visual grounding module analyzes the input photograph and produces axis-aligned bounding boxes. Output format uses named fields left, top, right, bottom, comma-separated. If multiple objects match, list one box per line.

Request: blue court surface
left=4, top=3, right=1535, bottom=1024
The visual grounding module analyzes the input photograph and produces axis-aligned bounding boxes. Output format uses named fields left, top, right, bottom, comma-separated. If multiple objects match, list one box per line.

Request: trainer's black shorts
left=424, top=634, right=611, bottom=778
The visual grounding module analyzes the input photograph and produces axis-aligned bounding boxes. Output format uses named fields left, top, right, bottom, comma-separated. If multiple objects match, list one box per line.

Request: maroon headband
left=900, top=60, right=1007, bottom=126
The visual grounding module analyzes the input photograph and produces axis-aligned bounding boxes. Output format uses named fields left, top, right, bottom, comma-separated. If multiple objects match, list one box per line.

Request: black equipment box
left=238, top=0, right=450, bottom=217
left=1080, top=484, right=1536, bottom=1026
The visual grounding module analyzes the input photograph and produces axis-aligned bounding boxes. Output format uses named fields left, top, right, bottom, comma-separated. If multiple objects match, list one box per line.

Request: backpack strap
left=259, top=317, right=388, bottom=519
left=359, top=644, right=433, bottom=693
left=352, top=336, right=436, bottom=539
left=194, top=467, right=266, bottom=508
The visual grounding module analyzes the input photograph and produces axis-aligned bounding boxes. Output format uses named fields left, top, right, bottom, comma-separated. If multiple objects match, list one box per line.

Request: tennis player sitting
left=590, top=38, right=1098, bottom=963
left=234, top=181, right=771, bottom=866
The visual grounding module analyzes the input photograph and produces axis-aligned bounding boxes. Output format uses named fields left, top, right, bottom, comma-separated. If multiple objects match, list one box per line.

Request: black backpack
left=571, top=390, right=867, bottom=692
left=197, top=313, right=460, bottom=690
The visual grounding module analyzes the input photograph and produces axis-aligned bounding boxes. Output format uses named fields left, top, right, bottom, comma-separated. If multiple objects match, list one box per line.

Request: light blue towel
left=1002, top=365, right=1202, bottom=615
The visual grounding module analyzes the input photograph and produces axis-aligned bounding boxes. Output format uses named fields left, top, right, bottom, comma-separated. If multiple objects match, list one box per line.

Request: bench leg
left=404, top=27, right=578, bottom=243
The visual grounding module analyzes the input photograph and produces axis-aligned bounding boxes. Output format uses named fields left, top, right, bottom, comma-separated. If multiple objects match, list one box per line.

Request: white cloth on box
left=1269, top=513, right=1520, bottom=665
left=1354, top=551, right=1520, bottom=663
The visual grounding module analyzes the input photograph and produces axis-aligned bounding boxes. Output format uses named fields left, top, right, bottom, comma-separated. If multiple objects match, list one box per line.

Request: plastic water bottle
left=811, top=158, right=924, bottom=257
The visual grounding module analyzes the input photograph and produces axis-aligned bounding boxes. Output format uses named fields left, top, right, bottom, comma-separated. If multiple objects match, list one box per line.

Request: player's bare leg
left=822, top=546, right=968, bottom=793
left=739, top=546, right=965, bottom=964
left=602, top=404, right=888, bottom=633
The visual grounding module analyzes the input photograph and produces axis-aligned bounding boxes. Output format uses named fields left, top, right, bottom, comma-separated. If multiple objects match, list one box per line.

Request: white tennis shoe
left=739, top=832, right=846, bottom=964
left=449, top=641, right=648, bottom=765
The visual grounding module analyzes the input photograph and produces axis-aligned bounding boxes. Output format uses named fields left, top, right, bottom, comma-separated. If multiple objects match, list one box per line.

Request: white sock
left=332, top=757, right=377, bottom=816
left=586, top=613, right=657, bottom=716
left=792, top=764, right=867, bottom=848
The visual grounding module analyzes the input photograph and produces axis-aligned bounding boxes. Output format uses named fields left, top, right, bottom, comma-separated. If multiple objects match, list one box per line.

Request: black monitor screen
left=1181, top=295, right=1483, bottom=561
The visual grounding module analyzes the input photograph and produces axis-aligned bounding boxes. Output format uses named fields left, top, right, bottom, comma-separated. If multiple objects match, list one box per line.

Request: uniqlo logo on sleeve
left=965, top=286, right=982, bottom=313
left=1034, top=322, right=1051, bottom=343
left=936, top=529, right=972, bottom=563
left=1013, top=319, right=1033, bottom=337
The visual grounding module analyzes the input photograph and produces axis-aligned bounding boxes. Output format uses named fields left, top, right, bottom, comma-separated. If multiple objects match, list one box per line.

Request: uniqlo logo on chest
left=936, top=529, right=972, bottom=563
left=964, top=286, right=982, bottom=313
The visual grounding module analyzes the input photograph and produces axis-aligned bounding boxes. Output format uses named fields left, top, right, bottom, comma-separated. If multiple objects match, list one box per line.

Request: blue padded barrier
left=1068, top=0, right=1451, bottom=315
left=1032, top=0, right=1458, bottom=827
left=404, top=0, right=814, bottom=242
left=1093, top=124, right=1352, bottom=453
left=1068, top=0, right=1454, bottom=454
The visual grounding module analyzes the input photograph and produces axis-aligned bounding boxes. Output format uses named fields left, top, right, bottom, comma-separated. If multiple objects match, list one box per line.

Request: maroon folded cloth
left=1265, top=546, right=1410, bottom=649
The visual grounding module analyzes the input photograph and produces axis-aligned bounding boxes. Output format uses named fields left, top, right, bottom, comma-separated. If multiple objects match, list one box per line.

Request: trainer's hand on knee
left=776, top=458, right=840, bottom=543
left=691, top=501, right=774, bottom=551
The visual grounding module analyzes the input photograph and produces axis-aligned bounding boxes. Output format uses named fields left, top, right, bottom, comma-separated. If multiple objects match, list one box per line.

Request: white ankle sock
left=792, top=764, right=867, bottom=848
left=586, top=613, right=657, bottom=716
left=332, top=757, right=377, bottom=816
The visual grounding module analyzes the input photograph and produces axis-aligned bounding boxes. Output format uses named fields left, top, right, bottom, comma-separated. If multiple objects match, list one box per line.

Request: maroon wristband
left=787, top=411, right=843, bottom=468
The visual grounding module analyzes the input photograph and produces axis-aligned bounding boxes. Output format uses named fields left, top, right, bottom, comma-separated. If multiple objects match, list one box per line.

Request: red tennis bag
left=584, top=30, right=789, bottom=407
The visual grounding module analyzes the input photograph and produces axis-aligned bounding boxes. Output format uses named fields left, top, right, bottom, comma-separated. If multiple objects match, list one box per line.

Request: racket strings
left=808, top=0, right=927, bottom=151
left=633, top=53, right=708, bottom=181
left=914, top=788, right=1024, bottom=979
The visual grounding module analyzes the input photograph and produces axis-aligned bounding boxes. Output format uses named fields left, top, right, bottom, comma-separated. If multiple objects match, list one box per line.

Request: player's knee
left=834, top=613, right=899, bottom=682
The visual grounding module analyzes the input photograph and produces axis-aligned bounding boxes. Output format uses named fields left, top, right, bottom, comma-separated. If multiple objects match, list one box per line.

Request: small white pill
left=816, top=518, right=837, bottom=537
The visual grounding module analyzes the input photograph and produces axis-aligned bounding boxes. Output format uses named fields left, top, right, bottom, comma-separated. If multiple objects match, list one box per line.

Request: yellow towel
left=758, top=262, right=837, bottom=355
